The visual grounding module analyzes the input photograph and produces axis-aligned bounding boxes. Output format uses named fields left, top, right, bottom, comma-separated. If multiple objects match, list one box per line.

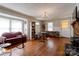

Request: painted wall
left=35, top=22, right=41, bottom=34
left=62, top=19, right=74, bottom=37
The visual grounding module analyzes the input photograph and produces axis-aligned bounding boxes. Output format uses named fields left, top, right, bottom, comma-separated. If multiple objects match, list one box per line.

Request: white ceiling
left=0, top=3, right=76, bottom=20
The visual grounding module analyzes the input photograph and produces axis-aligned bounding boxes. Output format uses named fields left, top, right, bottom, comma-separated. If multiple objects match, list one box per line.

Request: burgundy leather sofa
left=1, top=32, right=27, bottom=48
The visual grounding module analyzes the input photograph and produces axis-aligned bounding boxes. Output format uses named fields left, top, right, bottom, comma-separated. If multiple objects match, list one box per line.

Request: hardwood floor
left=1, top=37, right=70, bottom=56
left=23, top=37, right=70, bottom=56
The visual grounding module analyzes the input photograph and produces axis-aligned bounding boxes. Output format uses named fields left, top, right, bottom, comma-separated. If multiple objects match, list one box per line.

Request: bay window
left=0, top=18, right=10, bottom=35
left=11, top=20, right=22, bottom=32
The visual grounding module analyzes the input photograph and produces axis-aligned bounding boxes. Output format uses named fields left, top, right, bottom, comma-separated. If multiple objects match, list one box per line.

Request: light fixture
left=42, top=11, right=48, bottom=20
left=36, top=22, right=40, bottom=25
left=61, top=20, right=68, bottom=29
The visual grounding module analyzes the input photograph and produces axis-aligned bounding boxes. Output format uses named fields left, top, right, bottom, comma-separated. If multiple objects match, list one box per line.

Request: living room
left=0, top=3, right=79, bottom=56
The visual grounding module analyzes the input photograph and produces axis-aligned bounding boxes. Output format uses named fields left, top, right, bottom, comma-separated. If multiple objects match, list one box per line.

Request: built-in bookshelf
left=31, top=22, right=35, bottom=38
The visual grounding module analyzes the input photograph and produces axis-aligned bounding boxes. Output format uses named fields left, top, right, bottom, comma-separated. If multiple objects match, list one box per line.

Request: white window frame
left=47, top=22, right=53, bottom=31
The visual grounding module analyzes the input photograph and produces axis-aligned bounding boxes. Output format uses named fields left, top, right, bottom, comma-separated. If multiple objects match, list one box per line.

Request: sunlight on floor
left=47, top=38, right=54, bottom=49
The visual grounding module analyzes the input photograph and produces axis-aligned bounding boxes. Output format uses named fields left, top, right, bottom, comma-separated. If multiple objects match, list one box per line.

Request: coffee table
left=0, top=43, right=11, bottom=56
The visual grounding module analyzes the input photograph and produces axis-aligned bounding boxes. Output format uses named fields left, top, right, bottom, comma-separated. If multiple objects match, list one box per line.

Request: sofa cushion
left=6, top=36, right=21, bottom=41
left=2, top=32, right=22, bottom=39
left=15, top=32, right=22, bottom=36
left=2, top=33, right=16, bottom=38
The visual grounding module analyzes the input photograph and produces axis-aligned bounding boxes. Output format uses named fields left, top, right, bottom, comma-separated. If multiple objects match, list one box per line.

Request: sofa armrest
left=0, top=36, right=6, bottom=43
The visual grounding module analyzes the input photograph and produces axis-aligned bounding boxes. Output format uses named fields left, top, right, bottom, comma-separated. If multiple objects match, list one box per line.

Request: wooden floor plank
left=23, top=37, right=70, bottom=56
left=1, top=37, right=70, bottom=56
